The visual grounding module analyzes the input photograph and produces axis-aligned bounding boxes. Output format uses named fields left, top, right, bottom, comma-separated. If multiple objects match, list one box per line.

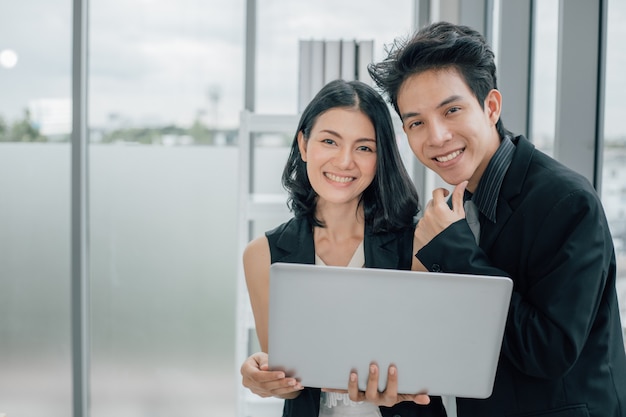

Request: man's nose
left=428, top=120, right=452, bottom=145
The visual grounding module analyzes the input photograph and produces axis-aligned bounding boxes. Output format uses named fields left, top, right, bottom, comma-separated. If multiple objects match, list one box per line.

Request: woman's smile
left=324, top=172, right=356, bottom=184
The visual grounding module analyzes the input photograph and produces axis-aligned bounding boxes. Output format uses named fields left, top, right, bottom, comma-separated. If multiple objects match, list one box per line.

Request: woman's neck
left=314, top=200, right=365, bottom=243
left=313, top=200, right=366, bottom=267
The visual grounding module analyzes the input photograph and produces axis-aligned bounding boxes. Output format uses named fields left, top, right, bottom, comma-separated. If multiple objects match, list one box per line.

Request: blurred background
left=0, top=1, right=624, bottom=416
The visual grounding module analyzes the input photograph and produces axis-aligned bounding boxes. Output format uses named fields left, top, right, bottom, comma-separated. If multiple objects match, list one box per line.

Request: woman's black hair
left=282, top=79, right=419, bottom=233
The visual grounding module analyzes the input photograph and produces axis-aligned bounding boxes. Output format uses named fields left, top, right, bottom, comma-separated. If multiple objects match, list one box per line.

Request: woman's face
left=298, top=107, right=377, bottom=206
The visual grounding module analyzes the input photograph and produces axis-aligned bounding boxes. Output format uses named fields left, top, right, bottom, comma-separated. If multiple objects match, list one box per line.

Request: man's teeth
left=325, top=173, right=354, bottom=183
left=436, top=149, right=463, bottom=162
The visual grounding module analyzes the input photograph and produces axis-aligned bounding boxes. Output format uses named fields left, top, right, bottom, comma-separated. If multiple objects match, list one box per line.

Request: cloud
left=1, top=0, right=625, bottom=138
left=254, top=0, right=414, bottom=114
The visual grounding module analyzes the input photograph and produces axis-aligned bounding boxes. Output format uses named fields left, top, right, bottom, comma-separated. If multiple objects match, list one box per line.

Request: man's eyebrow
left=439, top=94, right=463, bottom=108
left=400, top=94, right=465, bottom=121
left=400, top=111, right=419, bottom=121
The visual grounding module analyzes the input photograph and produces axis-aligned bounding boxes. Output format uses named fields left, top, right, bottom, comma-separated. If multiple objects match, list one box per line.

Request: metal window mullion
left=244, top=0, right=256, bottom=112
left=71, top=0, right=90, bottom=415
left=409, top=0, right=431, bottom=198
left=594, top=0, right=608, bottom=195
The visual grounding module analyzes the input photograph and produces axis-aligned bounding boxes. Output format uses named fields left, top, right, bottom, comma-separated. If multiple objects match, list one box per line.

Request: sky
left=0, top=0, right=625, bottom=138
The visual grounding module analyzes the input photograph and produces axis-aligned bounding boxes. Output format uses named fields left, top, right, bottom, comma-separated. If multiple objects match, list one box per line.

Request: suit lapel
left=364, top=228, right=400, bottom=269
left=481, top=136, right=534, bottom=254
left=272, top=217, right=316, bottom=265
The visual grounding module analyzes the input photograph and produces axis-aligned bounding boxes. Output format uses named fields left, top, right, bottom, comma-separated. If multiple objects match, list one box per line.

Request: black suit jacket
left=266, top=216, right=447, bottom=417
left=418, top=136, right=626, bottom=417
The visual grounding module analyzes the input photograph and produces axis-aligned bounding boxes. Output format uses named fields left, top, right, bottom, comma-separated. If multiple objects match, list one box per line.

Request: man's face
left=397, top=68, right=502, bottom=192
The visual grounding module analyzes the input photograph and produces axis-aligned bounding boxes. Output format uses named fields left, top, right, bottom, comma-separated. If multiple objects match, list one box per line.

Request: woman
left=241, top=79, right=446, bottom=417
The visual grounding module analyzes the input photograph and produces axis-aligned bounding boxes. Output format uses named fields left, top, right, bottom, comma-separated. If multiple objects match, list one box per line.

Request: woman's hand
left=240, top=351, right=303, bottom=399
left=347, top=363, right=430, bottom=407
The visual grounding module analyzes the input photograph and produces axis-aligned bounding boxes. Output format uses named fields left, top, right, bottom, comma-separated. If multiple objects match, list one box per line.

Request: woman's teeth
left=325, top=173, right=354, bottom=183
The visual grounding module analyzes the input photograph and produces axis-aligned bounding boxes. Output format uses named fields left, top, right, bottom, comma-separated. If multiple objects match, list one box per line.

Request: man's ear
left=297, top=131, right=307, bottom=162
left=485, top=89, right=502, bottom=125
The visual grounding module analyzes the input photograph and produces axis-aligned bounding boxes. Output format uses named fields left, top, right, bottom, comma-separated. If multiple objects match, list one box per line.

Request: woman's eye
left=357, top=145, right=373, bottom=152
left=447, top=106, right=461, bottom=114
left=322, top=138, right=335, bottom=145
left=408, top=120, right=422, bottom=129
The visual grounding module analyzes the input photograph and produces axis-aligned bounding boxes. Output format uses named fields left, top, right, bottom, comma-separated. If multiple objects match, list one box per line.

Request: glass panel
left=255, top=0, right=414, bottom=115
left=89, top=0, right=243, bottom=415
left=530, top=0, right=559, bottom=156
left=252, top=135, right=291, bottom=195
left=602, top=0, right=626, bottom=348
left=0, top=0, right=72, bottom=415
left=89, top=0, right=244, bottom=141
left=90, top=146, right=239, bottom=416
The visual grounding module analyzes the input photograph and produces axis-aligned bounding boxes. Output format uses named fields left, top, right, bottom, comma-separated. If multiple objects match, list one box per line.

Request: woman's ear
left=485, top=89, right=502, bottom=125
left=297, top=132, right=307, bottom=162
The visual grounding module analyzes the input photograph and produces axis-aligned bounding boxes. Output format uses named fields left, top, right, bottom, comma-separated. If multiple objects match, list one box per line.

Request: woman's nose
left=334, top=147, right=354, bottom=168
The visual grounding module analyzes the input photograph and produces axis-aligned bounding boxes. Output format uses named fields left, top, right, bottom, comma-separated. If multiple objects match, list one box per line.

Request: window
left=88, top=1, right=244, bottom=415
left=602, top=0, right=626, bottom=343
left=530, top=0, right=559, bottom=156
left=0, top=1, right=73, bottom=416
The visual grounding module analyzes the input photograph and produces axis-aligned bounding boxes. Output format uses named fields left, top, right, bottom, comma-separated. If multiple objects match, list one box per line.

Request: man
left=365, top=21, right=626, bottom=417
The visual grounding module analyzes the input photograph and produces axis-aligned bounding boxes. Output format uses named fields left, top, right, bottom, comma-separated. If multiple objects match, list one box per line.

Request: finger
left=364, top=363, right=380, bottom=401
left=246, top=374, right=301, bottom=396
left=322, top=388, right=349, bottom=393
left=258, top=355, right=270, bottom=371
left=451, top=181, right=468, bottom=213
left=382, top=365, right=399, bottom=405
left=242, top=352, right=268, bottom=373
left=431, top=187, right=447, bottom=204
left=271, top=378, right=303, bottom=395
left=250, top=367, right=286, bottom=383
left=348, top=371, right=362, bottom=402
left=261, top=371, right=287, bottom=382
left=258, top=380, right=304, bottom=397
left=413, top=394, right=431, bottom=405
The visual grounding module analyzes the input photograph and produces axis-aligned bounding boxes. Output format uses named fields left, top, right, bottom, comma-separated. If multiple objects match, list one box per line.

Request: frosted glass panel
left=252, top=143, right=291, bottom=195
left=0, top=0, right=73, bottom=414
left=0, top=144, right=72, bottom=417
left=90, top=146, right=239, bottom=416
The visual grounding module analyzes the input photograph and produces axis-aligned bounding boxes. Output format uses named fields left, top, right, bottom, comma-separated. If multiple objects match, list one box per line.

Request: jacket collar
left=271, top=217, right=401, bottom=269
left=480, top=135, right=534, bottom=253
left=272, top=217, right=316, bottom=265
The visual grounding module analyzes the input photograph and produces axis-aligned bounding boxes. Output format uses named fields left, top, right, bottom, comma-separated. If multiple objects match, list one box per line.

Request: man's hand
left=414, top=181, right=468, bottom=252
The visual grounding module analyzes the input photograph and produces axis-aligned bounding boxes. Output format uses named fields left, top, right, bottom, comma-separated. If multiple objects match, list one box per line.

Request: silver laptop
left=268, top=262, right=513, bottom=399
